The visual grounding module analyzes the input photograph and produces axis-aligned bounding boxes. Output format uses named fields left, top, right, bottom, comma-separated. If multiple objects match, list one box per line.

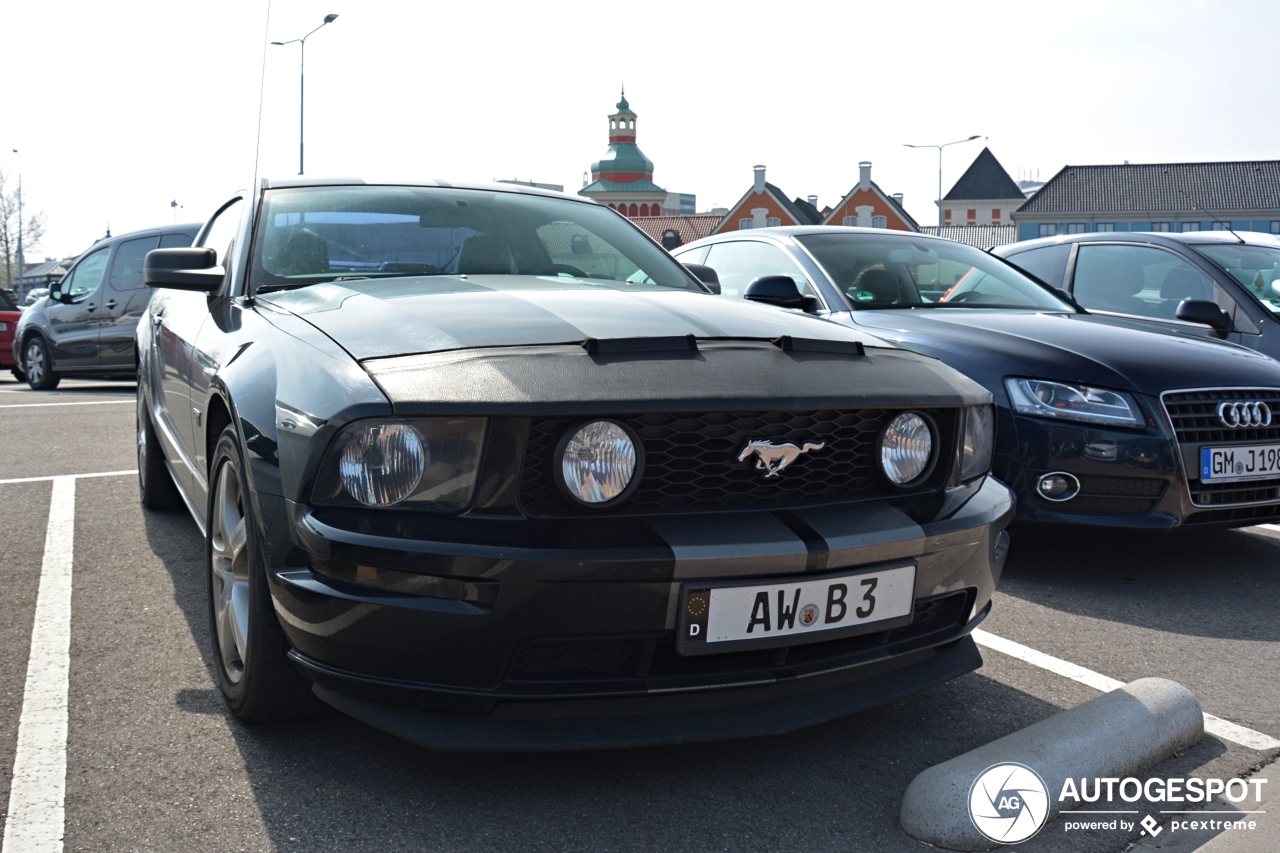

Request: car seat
left=270, top=229, right=329, bottom=277
left=1157, top=268, right=1213, bottom=319
left=457, top=235, right=513, bottom=275
left=849, top=268, right=902, bottom=307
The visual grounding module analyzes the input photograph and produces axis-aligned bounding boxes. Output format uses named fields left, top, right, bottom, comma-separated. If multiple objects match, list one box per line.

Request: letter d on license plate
left=678, top=564, right=916, bottom=656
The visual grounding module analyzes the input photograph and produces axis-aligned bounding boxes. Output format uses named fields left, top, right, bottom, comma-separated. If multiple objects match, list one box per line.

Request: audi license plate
left=678, top=564, right=916, bottom=656
left=1201, top=444, right=1280, bottom=482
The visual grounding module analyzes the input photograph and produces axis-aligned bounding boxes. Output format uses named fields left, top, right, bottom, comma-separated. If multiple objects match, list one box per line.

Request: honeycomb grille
left=1032, top=474, right=1167, bottom=516
left=1162, top=388, right=1280, bottom=444
left=520, top=408, right=954, bottom=515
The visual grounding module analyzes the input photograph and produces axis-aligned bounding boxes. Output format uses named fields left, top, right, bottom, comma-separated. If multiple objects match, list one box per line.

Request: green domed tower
left=579, top=88, right=669, bottom=219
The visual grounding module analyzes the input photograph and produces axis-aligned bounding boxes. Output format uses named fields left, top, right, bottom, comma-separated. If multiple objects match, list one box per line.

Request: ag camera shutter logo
left=969, top=763, right=1050, bottom=844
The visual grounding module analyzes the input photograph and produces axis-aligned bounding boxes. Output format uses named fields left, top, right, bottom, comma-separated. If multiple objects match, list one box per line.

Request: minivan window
left=64, top=247, right=111, bottom=299
left=1004, top=244, right=1072, bottom=288
left=109, top=236, right=160, bottom=291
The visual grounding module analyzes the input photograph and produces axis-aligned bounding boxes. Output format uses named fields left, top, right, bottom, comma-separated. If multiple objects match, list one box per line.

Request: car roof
left=260, top=176, right=597, bottom=205
left=995, top=230, right=1280, bottom=255
left=676, top=225, right=953, bottom=250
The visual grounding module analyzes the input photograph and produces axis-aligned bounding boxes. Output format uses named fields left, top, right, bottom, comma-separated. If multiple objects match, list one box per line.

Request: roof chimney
left=753, top=165, right=767, bottom=195
left=858, top=161, right=872, bottom=192
left=892, top=192, right=904, bottom=206
left=807, top=194, right=819, bottom=208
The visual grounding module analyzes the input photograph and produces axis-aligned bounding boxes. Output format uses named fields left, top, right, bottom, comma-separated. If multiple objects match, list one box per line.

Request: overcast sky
left=6, top=0, right=1279, bottom=259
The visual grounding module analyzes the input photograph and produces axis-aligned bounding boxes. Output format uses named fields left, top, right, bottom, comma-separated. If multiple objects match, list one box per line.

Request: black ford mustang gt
left=137, top=179, right=1012, bottom=750
left=674, top=228, right=1280, bottom=531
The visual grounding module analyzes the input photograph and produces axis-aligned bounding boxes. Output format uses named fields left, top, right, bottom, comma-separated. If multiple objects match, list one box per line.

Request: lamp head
left=324, top=13, right=338, bottom=23
left=270, top=41, right=284, bottom=45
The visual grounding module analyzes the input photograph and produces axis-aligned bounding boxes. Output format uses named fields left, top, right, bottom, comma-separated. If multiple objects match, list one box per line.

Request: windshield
left=251, top=185, right=700, bottom=292
left=796, top=233, right=1074, bottom=311
left=1192, top=243, right=1280, bottom=315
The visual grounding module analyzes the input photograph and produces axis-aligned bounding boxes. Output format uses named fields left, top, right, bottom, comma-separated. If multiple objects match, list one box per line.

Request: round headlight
left=879, top=412, right=934, bottom=486
left=559, top=420, right=639, bottom=506
left=339, top=423, right=426, bottom=506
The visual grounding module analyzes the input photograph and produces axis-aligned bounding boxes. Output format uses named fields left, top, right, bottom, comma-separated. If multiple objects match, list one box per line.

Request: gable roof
left=943, top=148, right=1024, bottom=201
left=713, top=181, right=822, bottom=233
left=1016, top=160, right=1280, bottom=215
left=821, top=180, right=920, bottom=231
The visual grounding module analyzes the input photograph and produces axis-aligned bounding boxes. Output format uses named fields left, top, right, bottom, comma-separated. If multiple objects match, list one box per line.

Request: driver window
left=65, top=247, right=111, bottom=299
left=1073, top=244, right=1233, bottom=323
left=702, top=241, right=817, bottom=301
left=199, top=199, right=244, bottom=267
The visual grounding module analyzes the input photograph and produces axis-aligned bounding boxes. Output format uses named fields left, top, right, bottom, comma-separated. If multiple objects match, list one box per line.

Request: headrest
left=270, top=229, right=329, bottom=277
left=1160, top=267, right=1212, bottom=302
left=853, top=268, right=901, bottom=305
left=458, top=234, right=511, bottom=275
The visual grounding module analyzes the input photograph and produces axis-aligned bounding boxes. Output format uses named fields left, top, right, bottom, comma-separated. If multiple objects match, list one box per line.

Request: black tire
left=23, top=336, right=60, bottom=390
left=137, top=390, right=181, bottom=510
left=207, top=425, right=316, bottom=721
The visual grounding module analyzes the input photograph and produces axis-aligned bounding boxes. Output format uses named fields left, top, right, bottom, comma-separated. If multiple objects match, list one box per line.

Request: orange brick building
left=822, top=162, right=918, bottom=231
left=711, top=166, right=824, bottom=234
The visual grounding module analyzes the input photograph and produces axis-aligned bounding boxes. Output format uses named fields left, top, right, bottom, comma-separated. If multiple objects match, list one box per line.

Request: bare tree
left=0, top=169, right=47, bottom=292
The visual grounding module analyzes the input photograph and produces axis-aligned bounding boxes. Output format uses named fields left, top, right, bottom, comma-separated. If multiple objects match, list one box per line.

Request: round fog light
left=1036, top=472, right=1080, bottom=502
left=558, top=420, right=640, bottom=506
left=879, top=412, right=934, bottom=486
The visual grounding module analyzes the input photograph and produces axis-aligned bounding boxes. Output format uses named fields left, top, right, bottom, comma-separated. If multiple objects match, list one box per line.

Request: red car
left=0, top=289, right=20, bottom=379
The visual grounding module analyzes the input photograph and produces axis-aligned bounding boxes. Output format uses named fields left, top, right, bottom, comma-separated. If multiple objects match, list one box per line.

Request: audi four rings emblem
left=1218, top=401, right=1273, bottom=428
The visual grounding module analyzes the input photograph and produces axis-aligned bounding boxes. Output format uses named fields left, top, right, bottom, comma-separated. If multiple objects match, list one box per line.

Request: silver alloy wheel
left=25, top=342, right=45, bottom=386
left=210, top=458, right=250, bottom=684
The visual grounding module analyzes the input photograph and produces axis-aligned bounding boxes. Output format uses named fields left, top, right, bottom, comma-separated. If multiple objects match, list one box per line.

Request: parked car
left=0, top=288, right=20, bottom=378
left=138, top=178, right=1013, bottom=749
left=993, top=231, right=1280, bottom=356
left=12, top=223, right=199, bottom=389
left=22, top=287, right=49, bottom=307
left=673, top=227, right=1280, bottom=531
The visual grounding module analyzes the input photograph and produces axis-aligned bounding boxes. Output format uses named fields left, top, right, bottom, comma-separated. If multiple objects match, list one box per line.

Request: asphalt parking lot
left=1, top=374, right=1277, bottom=852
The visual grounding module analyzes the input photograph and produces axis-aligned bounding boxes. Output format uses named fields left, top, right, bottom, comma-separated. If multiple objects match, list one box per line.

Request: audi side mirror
left=744, top=274, right=819, bottom=313
left=1175, top=299, right=1232, bottom=333
left=685, top=263, right=721, bottom=294
left=144, top=247, right=223, bottom=292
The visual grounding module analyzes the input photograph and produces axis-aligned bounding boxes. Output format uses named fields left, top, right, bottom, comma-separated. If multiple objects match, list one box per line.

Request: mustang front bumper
left=257, top=476, right=1014, bottom=749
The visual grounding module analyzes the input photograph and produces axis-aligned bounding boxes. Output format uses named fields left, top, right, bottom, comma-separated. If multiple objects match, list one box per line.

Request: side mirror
left=144, top=248, right=223, bottom=292
left=744, top=274, right=804, bottom=309
left=1175, top=299, right=1232, bottom=333
left=684, top=263, right=721, bottom=294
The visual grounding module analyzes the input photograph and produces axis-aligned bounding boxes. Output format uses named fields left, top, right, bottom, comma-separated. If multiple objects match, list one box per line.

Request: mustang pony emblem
left=737, top=439, right=825, bottom=478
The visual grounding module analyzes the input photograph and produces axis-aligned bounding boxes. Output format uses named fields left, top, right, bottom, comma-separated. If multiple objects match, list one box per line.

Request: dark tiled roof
left=789, top=195, right=824, bottom=226
left=1016, top=161, right=1280, bottom=214
left=630, top=215, right=722, bottom=247
left=919, top=225, right=1017, bottom=249
left=768, top=183, right=823, bottom=225
left=943, top=148, right=1024, bottom=201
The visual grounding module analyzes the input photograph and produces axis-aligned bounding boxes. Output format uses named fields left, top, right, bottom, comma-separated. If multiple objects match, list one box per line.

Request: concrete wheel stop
left=900, top=677, right=1205, bottom=851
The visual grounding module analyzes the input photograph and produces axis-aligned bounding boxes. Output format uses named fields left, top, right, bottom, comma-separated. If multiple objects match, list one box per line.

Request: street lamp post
left=272, top=14, right=338, bottom=176
left=904, top=135, right=981, bottom=230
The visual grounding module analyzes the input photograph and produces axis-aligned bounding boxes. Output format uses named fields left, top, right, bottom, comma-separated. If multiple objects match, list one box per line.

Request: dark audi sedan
left=137, top=179, right=1012, bottom=750
left=673, top=227, right=1280, bottom=531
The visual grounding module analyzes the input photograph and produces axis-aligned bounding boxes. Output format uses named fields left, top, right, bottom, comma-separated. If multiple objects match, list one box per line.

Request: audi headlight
left=1005, top=378, right=1143, bottom=428
left=556, top=420, right=641, bottom=507
left=960, top=405, right=995, bottom=482
left=312, top=417, right=486, bottom=509
left=879, top=412, right=935, bottom=486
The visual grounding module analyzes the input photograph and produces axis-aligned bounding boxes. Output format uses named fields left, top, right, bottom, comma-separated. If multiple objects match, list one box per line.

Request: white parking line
left=0, top=471, right=138, bottom=486
left=973, top=629, right=1280, bottom=751
left=2, top=477, right=75, bottom=853
left=1256, top=524, right=1280, bottom=534
left=0, top=401, right=134, bottom=409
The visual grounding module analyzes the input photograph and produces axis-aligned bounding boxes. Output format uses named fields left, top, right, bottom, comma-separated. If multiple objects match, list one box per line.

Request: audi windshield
left=796, top=233, right=1074, bottom=311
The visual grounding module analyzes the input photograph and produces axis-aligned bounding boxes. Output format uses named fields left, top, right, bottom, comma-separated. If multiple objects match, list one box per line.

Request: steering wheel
left=944, top=290, right=984, bottom=303
left=538, top=264, right=588, bottom=278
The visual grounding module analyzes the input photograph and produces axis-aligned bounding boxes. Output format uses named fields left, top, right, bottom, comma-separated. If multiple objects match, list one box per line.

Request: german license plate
left=678, top=564, right=916, bottom=656
left=1200, top=444, right=1280, bottom=482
